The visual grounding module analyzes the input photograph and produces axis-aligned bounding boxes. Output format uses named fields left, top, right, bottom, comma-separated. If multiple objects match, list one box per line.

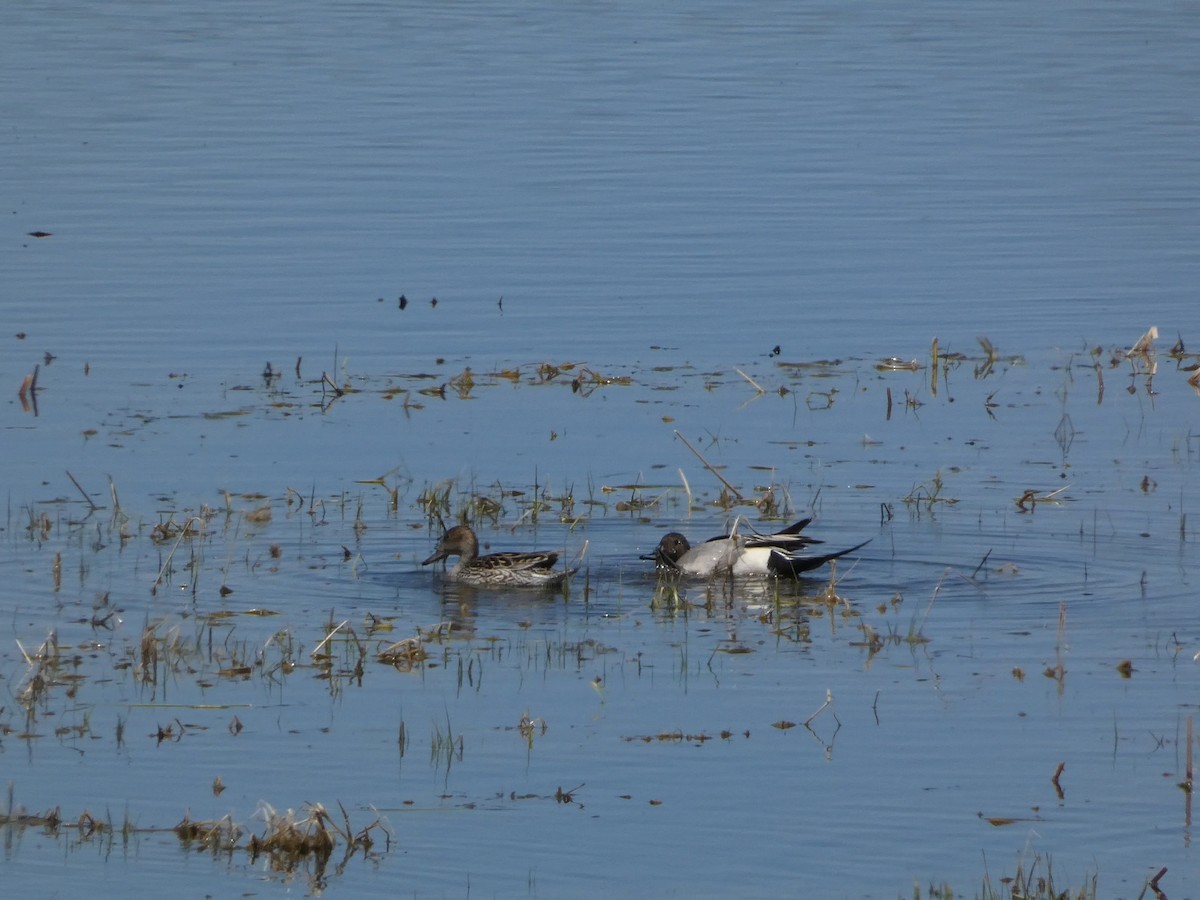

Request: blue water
left=3, top=2, right=1199, bottom=897
left=5, top=2, right=1197, bottom=378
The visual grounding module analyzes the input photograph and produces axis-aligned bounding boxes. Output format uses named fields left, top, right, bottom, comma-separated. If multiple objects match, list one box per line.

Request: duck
left=422, top=524, right=576, bottom=588
left=641, top=517, right=869, bottom=578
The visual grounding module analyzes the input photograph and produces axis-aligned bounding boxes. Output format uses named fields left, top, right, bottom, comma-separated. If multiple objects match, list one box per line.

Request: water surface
left=2, top=2, right=1199, bottom=897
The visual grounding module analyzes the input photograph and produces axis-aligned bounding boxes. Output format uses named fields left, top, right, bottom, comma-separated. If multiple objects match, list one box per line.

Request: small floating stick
left=735, top=368, right=765, bottom=394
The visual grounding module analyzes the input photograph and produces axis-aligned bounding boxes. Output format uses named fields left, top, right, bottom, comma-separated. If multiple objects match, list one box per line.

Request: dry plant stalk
left=175, top=812, right=243, bottom=851
left=673, top=430, right=744, bottom=500
left=1051, top=762, right=1066, bottom=800
left=17, top=364, right=40, bottom=414
left=930, top=336, right=939, bottom=396
left=249, top=802, right=336, bottom=861
left=150, top=516, right=205, bottom=593
left=376, top=637, right=426, bottom=669
left=1128, top=325, right=1158, bottom=355
left=1188, top=715, right=1194, bottom=786
left=735, top=368, right=765, bottom=394
left=17, top=629, right=61, bottom=709
left=66, top=470, right=99, bottom=510
left=804, top=689, right=837, bottom=728
left=312, top=620, right=350, bottom=658
left=138, top=624, right=158, bottom=682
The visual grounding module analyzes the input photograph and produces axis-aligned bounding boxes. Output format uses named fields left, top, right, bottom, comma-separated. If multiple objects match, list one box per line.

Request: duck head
left=422, top=525, right=478, bottom=565
left=640, top=532, right=691, bottom=568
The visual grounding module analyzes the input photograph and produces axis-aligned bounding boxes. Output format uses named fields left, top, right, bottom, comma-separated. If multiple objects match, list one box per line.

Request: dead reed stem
left=673, top=430, right=743, bottom=500
left=930, top=336, right=939, bottom=396
left=150, top=516, right=204, bottom=595
left=66, top=470, right=99, bottom=511
left=804, top=689, right=836, bottom=728
left=312, top=620, right=350, bottom=658
left=735, top=368, right=765, bottom=394
left=18, top=364, right=40, bottom=408
left=1051, top=762, right=1065, bottom=800
left=1188, top=714, right=1194, bottom=785
left=108, top=477, right=122, bottom=516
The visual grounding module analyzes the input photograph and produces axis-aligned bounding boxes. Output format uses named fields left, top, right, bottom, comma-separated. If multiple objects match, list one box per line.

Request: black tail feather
left=767, top=539, right=871, bottom=578
left=774, top=517, right=813, bottom=536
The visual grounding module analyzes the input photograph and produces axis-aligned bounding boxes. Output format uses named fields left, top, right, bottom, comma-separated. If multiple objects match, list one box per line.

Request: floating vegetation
left=15, top=629, right=62, bottom=714
left=0, top=800, right=111, bottom=842
left=1015, top=485, right=1070, bottom=512
left=0, top=785, right=392, bottom=886
left=553, top=784, right=584, bottom=805
left=913, top=853, right=1103, bottom=900
left=903, top=470, right=959, bottom=513
left=876, top=357, right=920, bottom=372
left=622, top=729, right=732, bottom=744
left=448, top=366, right=475, bottom=398
left=418, top=479, right=454, bottom=519
left=517, top=711, right=548, bottom=747
left=149, top=515, right=205, bottom=544
left=570, top=366, right=632, bottom=396
left=376, top=635, right=428, bottom=670
left=4, top=333, right=1198, bottom=897
left=175, top=812, right=243, bottom=851
left=246, top=800, right=390, bottom=873
left=244, top=503, right=272, bottom=524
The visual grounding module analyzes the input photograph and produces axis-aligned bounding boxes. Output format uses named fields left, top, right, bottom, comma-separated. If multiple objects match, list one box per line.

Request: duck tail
left=775, top=517, right=814, bottom=535
left=768, top=538, right=871, bottom=578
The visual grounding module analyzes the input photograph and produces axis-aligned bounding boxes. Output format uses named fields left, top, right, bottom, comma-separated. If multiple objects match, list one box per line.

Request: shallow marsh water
left=3, top=1, right=1200, bottom=897
left=3, top=342, right=1198, bottom=898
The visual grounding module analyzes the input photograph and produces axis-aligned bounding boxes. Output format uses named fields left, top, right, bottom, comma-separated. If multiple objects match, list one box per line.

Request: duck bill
left=640, top=549, right=679, bottom=569
left=422, top=549, right=447, bottom=566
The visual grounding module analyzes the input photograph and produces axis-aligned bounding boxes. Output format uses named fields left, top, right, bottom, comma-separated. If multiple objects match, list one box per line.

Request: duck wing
left=675, top=538, right=741, bottom=576
left=479, top=551, right=560, bottom=573
left=744, top=518, right=825, bottom=551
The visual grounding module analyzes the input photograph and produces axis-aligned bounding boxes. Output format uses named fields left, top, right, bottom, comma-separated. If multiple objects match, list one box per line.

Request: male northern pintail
left=422, top=524, right=578, bottom=588
left=641, top=517, right=869, bottom=578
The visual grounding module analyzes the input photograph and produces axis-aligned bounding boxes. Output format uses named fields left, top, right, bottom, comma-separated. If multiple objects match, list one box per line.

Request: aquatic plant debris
left=2, top=335, right=1197, bottom=896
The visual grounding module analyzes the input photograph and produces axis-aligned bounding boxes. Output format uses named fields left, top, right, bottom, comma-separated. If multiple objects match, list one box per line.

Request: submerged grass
left=4, top=339, right=1197, bottom=895
left=913, top=852, right=1103, bottom=900
left=2, top=784, right=392, bottom=887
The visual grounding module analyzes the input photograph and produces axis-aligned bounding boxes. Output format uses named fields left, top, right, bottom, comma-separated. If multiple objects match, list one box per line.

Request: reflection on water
left=3, top=0, right=1200, bottom=896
